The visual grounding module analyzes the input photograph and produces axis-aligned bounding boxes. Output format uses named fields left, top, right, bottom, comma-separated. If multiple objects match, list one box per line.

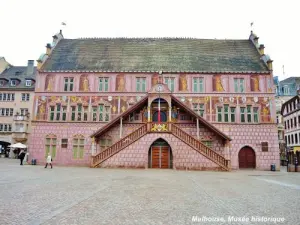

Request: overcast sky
left=1, top=0, right=299, bottom=80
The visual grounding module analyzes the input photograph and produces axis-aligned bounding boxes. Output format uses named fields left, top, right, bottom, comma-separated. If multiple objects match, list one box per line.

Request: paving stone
left=0, top=159, right=299, bottom=225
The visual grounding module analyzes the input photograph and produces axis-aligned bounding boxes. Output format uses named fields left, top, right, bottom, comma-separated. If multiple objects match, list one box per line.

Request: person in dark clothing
left=19, top=150, right=26, bottom=165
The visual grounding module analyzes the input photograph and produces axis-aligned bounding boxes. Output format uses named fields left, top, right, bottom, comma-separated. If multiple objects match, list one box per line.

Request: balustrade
left=171, top=124, right=230, bottom=171
left=91, top=124, right=147, bottom=167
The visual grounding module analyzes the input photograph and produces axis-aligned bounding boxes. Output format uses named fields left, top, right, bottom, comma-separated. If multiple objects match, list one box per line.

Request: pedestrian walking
left=44, top=153, right=53, bottom=169
left=19, top=149, right=26, bottom=166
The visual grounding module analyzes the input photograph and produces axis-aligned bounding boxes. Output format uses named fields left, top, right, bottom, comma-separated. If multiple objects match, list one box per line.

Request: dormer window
left=10, top=80, right=16, bottom=86
left=283, top=85, right=289, bottom=95
left=0, top=80, right=4, bottom=86
left=25, top=80, right=32, bottom=87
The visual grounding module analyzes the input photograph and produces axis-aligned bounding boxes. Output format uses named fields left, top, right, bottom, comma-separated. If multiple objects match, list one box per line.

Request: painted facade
left=28, top=31, right=280, bottom=170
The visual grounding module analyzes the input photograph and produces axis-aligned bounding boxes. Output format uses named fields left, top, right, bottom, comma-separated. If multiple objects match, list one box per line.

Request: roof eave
left=40, top=70, right=270, bottom=74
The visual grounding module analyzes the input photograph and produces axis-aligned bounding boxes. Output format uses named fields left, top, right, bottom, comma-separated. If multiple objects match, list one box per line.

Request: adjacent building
left=28, top=30, right=279, bottom=170
left=0, top=60, right=36, bottom=157
left=281, top=94, right=300, bottom=171
left=274, top=76, right=300, bottom=164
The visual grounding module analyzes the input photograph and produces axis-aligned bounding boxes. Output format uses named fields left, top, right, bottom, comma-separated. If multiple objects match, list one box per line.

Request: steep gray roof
left=280, top=77, right=300, bottom=84
left=0, top=66, right=36, bottom=90
left=41, top=38, right=269, bottom=73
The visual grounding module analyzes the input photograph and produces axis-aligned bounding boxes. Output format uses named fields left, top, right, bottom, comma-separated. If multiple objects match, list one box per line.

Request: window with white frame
left=72, top=135, right=85, bottom=159
left=70, top=104, right=88, bottom=121
left=136, top=77, right=146, bottom=92
left=10, top=80, right=16, bottom=86
left=0, top=93, right=15, bottom=101
left=92, top=104, right=110, bottom=122
left=99, top=77, right=109, bottom=92
left=230, top=107, right=236, bottom=122
left=0, top=108, right=13, bottom=116
left=49, top=104, right=67, bottom=121
left=0, top=124, right=12, bottom=132
left=240, top=106, right=258, bottom=123
left=25, top=80, right=32, bottom=87
left=217, top=107, right=222, bottom=122
left=21, top=93, right=30, bottom=101
left=20, top=108, right=28, bottom=116
left=283, top=85, right=289, bottom=95
left=64, top=77, right=74, bottom=91
left=45, top=135, right=57, bottom=159
left=164, top=77, right=175, bottom=92
left=15, top=123, right=24, bottom=132
left=253, top=107, right=259, bottom=122
left=216, top=105, right=236, bottom=122
left=192, top=103, right=205, bottom=117
left=234, top=78, right=245, bottom=93
left=247, top=105, right=252, bottom=123
left=193, top=77, right=204, bottom=93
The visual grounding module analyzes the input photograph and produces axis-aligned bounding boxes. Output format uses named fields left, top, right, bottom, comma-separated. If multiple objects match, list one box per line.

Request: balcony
left=12, top=132, right=28, bottom=141
left=13, top=115, right=30, bottom=121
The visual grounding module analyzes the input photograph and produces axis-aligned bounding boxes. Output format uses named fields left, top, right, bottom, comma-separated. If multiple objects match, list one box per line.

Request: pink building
left=28, top=30, right=279, bottom=171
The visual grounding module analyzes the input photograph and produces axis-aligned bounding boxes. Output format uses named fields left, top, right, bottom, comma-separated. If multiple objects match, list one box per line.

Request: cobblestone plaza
left=0, top=159, right=299, bottom=225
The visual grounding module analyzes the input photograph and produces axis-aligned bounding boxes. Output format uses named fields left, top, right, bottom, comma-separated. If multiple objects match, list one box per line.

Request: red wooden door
left=151, top=146, right=170, bottom=168
left=239, top=147, right=256, bottom=168
left=160, top=147, right=169, bottom=169
left=151, top=147, right=160, bottom=168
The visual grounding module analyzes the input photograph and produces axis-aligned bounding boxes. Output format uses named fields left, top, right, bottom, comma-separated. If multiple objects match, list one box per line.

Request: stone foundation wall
left=28, top=122, right=103, bottom=166
left=214, top=123, right=280, bottom=170
left=100, top=133, right=221, bottom=170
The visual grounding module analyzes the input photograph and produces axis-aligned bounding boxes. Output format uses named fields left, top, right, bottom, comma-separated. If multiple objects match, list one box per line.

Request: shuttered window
left=261, top=142, right=268, bottom=152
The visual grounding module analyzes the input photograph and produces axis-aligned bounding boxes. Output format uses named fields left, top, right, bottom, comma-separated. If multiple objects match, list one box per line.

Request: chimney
left=46, top=43, right=52, bottom=55
left=259, top=44, right=265, bottom=55
left=267, top=59, right=273, bottom=71
left=27, top=60, right=34, bottom=75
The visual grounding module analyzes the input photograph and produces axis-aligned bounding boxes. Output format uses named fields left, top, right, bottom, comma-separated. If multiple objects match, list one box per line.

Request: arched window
left=45, top=134, right=57, bottom=158
left=73, top=134, right=85, bottom=159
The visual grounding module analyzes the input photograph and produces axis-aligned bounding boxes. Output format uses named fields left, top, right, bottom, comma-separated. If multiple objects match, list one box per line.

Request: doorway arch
left=148, top=138, right=173, bottom=169
left=238, top=146, right=256, bottom=169
left=151, top=98, right=169, bottom=122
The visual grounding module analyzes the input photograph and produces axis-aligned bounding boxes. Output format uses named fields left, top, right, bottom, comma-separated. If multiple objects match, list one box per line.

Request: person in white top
left=44, top=153, right=53, bottom=169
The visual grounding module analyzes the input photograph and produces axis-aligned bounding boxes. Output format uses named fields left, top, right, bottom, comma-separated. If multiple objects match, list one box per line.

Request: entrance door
left=238, top=147, right=256, bottom=168
left=150, top=146, right=170, bottom=168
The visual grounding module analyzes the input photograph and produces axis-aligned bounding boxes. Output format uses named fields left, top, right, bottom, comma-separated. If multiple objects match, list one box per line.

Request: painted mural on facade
left=28, top=31, right=279, bottom=171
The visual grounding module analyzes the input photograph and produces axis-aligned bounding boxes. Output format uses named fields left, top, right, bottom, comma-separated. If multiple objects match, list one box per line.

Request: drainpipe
left=196, top=118, right=199, bottom=139
left=120, top=117, right=123, bottom=138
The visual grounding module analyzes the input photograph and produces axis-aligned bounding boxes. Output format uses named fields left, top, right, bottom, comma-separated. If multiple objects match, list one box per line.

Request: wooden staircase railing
left=171, top=124, right=231, bottom=171
left=91, top=124, right=147, bottom=168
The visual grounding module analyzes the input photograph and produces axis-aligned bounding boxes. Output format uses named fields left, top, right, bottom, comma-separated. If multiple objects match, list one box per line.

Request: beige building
left=0, top=60, right=36, bottom=157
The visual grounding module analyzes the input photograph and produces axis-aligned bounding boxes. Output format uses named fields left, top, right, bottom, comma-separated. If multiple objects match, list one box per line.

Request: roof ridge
left=69, top=37, right=249, bottom=41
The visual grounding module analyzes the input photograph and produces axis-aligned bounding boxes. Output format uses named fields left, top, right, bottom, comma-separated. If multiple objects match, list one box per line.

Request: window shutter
left=261, top=142, right=268, bottom=152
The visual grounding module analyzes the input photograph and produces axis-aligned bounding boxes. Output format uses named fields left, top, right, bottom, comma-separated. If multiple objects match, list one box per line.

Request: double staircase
left=91, top=123, right=231, bottom=171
